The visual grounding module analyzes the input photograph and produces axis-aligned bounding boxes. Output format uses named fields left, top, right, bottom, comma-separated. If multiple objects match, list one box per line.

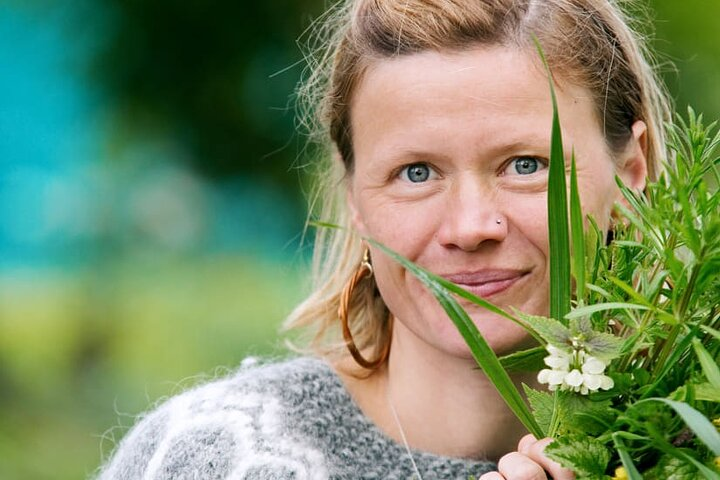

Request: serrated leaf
left=499, top=347, right=545, bottom=372
left=524, top=386, right=556, bottom=435
left=584, top=331, right=624, bottom=361
left=517, top=312, right=570, bottom=347
left=544, top=433, right=611, bottom=479
left=644, top=455, right=700, bottom=480
left=559, top=396, right=615, bottom=436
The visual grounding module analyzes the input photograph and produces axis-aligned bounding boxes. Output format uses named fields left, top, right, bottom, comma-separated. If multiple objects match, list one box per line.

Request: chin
left=441, top=316, right=536, bottom=359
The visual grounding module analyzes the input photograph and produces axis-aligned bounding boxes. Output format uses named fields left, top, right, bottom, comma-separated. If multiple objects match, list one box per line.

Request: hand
left=478, top=434, right=575, bottom=480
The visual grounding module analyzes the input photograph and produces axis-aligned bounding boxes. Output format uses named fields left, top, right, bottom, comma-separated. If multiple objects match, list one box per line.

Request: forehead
left=350, top=46, right=601, bottom=160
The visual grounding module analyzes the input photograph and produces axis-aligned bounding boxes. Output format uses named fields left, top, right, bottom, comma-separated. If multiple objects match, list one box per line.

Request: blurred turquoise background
left=0, top=1, right=718, bottom=479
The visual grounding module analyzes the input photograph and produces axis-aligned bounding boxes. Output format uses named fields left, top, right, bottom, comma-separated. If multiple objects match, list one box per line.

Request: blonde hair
left=285, top=0, right=671, bottom=367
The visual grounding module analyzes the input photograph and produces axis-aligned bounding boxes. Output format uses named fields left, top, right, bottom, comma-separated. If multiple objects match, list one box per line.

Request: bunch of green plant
left=369, top=49, right=720, bottom=479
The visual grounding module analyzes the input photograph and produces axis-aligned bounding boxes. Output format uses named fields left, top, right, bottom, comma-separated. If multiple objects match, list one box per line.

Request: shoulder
left=95, top=357, right=336, bottom=480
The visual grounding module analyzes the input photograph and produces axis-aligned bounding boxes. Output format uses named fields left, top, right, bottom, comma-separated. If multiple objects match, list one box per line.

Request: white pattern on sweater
left=97, top=357, right=495, bottom=479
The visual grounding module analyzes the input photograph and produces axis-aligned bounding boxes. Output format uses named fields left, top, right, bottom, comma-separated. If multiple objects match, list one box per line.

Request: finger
left=517, top=433, right=538, bottom=454
left=478, top=473, right=504, bottom=480
left=497, top=452, right=547, bottom=480
left=523, top=438, right=575, bottom=480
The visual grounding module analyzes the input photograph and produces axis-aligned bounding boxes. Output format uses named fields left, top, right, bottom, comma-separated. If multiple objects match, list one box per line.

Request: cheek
left=358, top=198, right=440, bottom=259
left=576, top=164, right=619, bottom=230
left=502, top=192, right=550, bottom=256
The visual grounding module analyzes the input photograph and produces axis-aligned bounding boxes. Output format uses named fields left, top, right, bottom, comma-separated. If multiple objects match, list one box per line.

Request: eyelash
left=392, top=156, right=548, bottom=183
left=502, top=156, right=549, bottom=176
left=396, top=163, right=439, bottom=183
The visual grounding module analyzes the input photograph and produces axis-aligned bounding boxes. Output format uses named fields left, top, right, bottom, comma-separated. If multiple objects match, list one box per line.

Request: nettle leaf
left=569, top=316, right=593, bottom=335
left=559, top=395, right=615, bottom=436
left=644, top=455, right=700, bottom=480
left=517, top=312, right=570, bottom=348
left=525, top=387, right=616, bottom=437
left=544, top=433, right=611, bottom=479
left=584, top=330, right=624, bottom=361
left=524, top=386, right=556, bottom=435
left=499, top=347, right=545, bottom=372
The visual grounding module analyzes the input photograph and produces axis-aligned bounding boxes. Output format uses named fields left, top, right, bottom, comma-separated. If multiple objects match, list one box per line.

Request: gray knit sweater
left=97, top=357, right=496, bottom=479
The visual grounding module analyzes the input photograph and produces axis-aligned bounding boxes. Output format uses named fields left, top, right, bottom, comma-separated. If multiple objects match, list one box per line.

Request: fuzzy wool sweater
left=97, top=357, right=496, bottom=479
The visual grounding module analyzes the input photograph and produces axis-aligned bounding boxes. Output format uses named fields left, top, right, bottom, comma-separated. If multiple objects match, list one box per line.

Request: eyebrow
left=376, top=137, right=552, bottom=164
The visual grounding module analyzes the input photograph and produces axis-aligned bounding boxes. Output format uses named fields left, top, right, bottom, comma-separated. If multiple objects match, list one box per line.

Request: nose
left=436, top=176, right=507, bottom=251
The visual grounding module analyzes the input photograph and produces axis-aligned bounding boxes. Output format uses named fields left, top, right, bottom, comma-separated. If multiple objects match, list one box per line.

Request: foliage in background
left=0, top=259, right=302, bottom=480
left=90, top=0, right=323, bottom=188
left=85, top=0, right=720, bottom=193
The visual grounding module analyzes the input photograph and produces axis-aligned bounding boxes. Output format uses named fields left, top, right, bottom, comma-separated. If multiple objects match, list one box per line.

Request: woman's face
left=347, top=46, right=646, bottom=358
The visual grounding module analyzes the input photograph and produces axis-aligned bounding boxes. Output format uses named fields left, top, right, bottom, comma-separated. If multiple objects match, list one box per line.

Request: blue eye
left=509, top=157, right=545, bottom=175
left=401, top=163, right=433, bottom=183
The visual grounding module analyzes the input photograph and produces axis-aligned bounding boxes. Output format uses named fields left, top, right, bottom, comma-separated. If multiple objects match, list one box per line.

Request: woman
left=97, top=0, right=670, bottom=479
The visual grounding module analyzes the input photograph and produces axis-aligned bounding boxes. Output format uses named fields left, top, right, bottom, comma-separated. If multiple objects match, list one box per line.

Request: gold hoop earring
left=339, top=248, right=391, bottom=369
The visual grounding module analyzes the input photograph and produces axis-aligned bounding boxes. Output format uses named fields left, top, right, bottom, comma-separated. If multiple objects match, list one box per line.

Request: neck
left=336, top=324, right=538, bottom=462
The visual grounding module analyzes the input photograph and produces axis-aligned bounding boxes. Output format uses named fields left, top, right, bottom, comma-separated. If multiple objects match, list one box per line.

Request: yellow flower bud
left=611, top=466, right=629, bottom=480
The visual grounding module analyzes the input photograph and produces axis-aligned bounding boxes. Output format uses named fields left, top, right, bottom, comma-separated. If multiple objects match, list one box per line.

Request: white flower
left=537, top=345, right=614, bottom=395
left=544, top=345, right=571, bottom=370
left=581, top=355, right=607, bottom=375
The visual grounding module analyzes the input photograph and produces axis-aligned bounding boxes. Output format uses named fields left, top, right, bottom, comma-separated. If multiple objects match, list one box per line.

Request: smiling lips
left=442, top=270, right=529, bottom=298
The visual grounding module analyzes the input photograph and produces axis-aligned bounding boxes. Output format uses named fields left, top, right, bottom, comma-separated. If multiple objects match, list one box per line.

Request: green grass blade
left=569, top=151, right=586, bottom=303
left=637, top=398, right=720, bottom=456
left=692, top=338, right=720, bottom=389
left=368, top=238, right=544, bottom=438
left=430, top=276, right=543, bottom=344
left=533, top=36, right=571, bottom=323
left=612, top=433, right=643, bottom=480
left=563, top=302, right=651, bottom=319
left=700, top=324, right=720, bottom=342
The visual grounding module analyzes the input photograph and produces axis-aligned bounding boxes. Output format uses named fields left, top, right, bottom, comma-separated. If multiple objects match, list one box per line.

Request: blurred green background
left=0, top=1, right=718, bottom=479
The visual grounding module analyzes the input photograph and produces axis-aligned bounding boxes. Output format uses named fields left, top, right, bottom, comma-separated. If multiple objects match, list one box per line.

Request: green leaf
left=499, top=347, right=545, bottom=372
left=583, top=331, right=624, bottom=362
left=564, top=302, right=652, bottom=319
left=700, top=324, right=720, bottom=343
left=367, top=238, right=544, bottom=438
left=638, top=398, right=720, bottom=456
left=524, top=386, right=556, bottom=435
left=556, top=394, right=615, bottom=436
left=695, top=382, right=720, bottom=402
left=517, top=312, right=569, bottom=347
left=652, top=438, right=720, bottom=480
left=544, top=433, right=611, bottom=479
left=570, top=152, right=586, bottom=303
left=612, top=433, right=643, bottom=480
left=307, top=219, right=342, bottom=229
left=533, top=36, right=571, bottom=324
left=693, top=339, right=720, bottom=389
left=645, top=455, right=703, bottom=480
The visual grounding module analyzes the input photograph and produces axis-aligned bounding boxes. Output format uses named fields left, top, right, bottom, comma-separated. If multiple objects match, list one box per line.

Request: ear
left=616, top=120, right=648, bottom=192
